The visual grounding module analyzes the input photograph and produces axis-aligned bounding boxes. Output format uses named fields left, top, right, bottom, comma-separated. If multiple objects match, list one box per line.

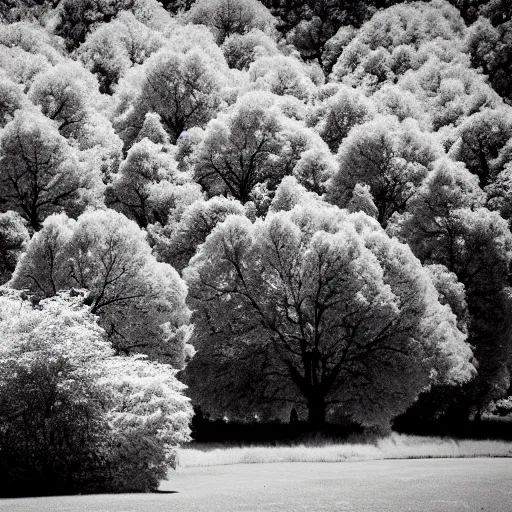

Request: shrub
left=0, top=290, right=192, bottom=496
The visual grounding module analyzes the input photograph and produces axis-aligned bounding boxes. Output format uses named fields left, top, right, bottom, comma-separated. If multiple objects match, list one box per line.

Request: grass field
left=2, top=435, right=511, bottom=512
left=2, top=458, right=511, bottom=512
left=178, top=433, right=512, bottom=467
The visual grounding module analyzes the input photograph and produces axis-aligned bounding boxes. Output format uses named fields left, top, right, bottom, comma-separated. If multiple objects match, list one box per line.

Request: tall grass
left=177, top=433, right=512, bottom=468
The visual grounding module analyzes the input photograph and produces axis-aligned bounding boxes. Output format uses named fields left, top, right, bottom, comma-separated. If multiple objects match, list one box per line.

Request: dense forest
left=1, top=0, right=512, bottom=496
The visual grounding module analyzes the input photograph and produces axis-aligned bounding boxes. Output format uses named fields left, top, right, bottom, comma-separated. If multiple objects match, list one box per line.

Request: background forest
left=1, top=0, right=512, bottom=496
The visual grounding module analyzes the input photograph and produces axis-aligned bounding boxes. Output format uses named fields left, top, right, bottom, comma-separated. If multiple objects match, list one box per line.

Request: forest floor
left=1, top=458, right=511, bottom=512
left=178, top=433, right=512, bottom=467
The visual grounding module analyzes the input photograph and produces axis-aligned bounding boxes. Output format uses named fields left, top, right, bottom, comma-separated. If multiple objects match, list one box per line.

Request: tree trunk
left=477, top=150, right=491, bottom=188
left=307, top=394, right=326, bottom=429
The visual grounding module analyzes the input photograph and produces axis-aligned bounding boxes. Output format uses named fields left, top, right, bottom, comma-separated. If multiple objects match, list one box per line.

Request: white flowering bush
left=0, top=290, right=192, bottom=496
left=101, top=356, right=191, bottom=492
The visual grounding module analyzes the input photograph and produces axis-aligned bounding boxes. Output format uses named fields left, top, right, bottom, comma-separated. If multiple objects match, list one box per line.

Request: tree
left=106, top=138, right=202, bottom=228
left=193, top=91, right=331, bottom=204
left=55, top=0, right=128, bottom=51
left=373, top=83, right=431, bottom=129
left=425, top=263, right=469, bottom=334
left=186, top=0, right=277, bottom=44
left=398, top=56, right=500, bottom=131
left=183, top=202, right=473, bottom=427
left=465, top=14, right=512, bottom=104
left=160, top=0, right=194, bottom=14
left=150, top=196, right=245, bottom=273
left=99, top=354, right=192, bottom=492
left=329, top=1, right=466, bottom=92
left=28, top=62, right=97, bottom=139
left=346, top=183, right=378, bottom=218
left=76, top=19, right=132, bottom=95
left=393, top=260, right=472, bottom=427
left=27, top=57, right=123, bottom=181
left=0, top=110, right=100, bottom=230
left=77, top=11, right=165, bottom=94
left=135, top=112, right=169, bottom=145
left=291, top=147, right=336, bottom=195
left=0, top=22, right=64, bottom=92
left=0, top=74, right=27, bottom=128
left=0, top=0, right=57, bottom=23
left=327, top=115, right=442, bottom=226
left=0, top=211, right=29, bottom=285
left=247, top=54, right=317, bottom=101
left=485, top=162, right=512, bottom=223
left=288, top=14, right=340, bottom=64
left=10, top=209, right=192, bottom=365
left=160, top=23, right=230, bottom=68
left=54, top=0, right=172, bottom=51
left=0, top=21, right=63, bottom=65
left=113, top=47, right=225, bottom=147
left=0, top=290, right=192, bottom=496
left=477, top=0, right=512, bottom=25
left=388, top=158, right=493, bottom=268
left=75, top=110, right=124, bottom=183
left=389, top=158, right=512, bottom=416
left=448, top=107, right=512, bottom=187
left=333, top=46, right=393, bottom=94
left=28, top=60, right=123, bottom=174
left=0, top=290, right=112, bottom=496
left=0, top=45, right=52, bottom=91
left=447, top=0, right=488, bottom=24
left=222, top=28, right=279, bottom=71
left=192, top=92, right=282, bottom=203
left=312, top=84, right=374, bottom=152
left=321, top=25, right=357, bottom=74
left=260, top=0, right=379, bottom=63
left=267, top=176, right=327, bottom=216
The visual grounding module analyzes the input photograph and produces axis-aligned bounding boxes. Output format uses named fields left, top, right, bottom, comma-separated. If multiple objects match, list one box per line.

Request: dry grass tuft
left=177, top=433, right=512, bottom=468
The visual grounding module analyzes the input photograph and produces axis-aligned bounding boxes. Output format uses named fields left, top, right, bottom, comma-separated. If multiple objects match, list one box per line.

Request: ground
left=1, top=458, right=510, bottom=511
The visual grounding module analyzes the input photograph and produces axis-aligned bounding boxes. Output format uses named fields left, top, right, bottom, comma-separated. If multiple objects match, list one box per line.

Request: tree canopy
left=183, top=202, right=473, bottom=426
left=11, top=209, right=192, bottom=365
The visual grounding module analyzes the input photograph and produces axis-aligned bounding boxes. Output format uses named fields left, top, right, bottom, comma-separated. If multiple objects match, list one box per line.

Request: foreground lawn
left=1, top=458, right=511, bottom=511
left=178, top=433, right=512, bottom=467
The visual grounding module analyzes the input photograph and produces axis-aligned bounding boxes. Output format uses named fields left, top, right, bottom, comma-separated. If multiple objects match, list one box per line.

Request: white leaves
left=0, top=109, right=104, bottom=229
left=102, top=354, right=192, bottom=450
left=193, top=91, right=334, bottom=204
left=0, top=211, right=29, bottom=285
left=107, top=137, right=201, bottom=227
left=11, top=209, right=191, bottom=364
left=0, top=291, right=192, bottom=491
left=152, top=196, right=245, bottom=272
left=184, top=201, right=472, bottom=425
left=327, top=115, right=443, bottom=225
left=186, top=0, right=277, bottom=44
left=247, top=54, right=317, bottom=100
